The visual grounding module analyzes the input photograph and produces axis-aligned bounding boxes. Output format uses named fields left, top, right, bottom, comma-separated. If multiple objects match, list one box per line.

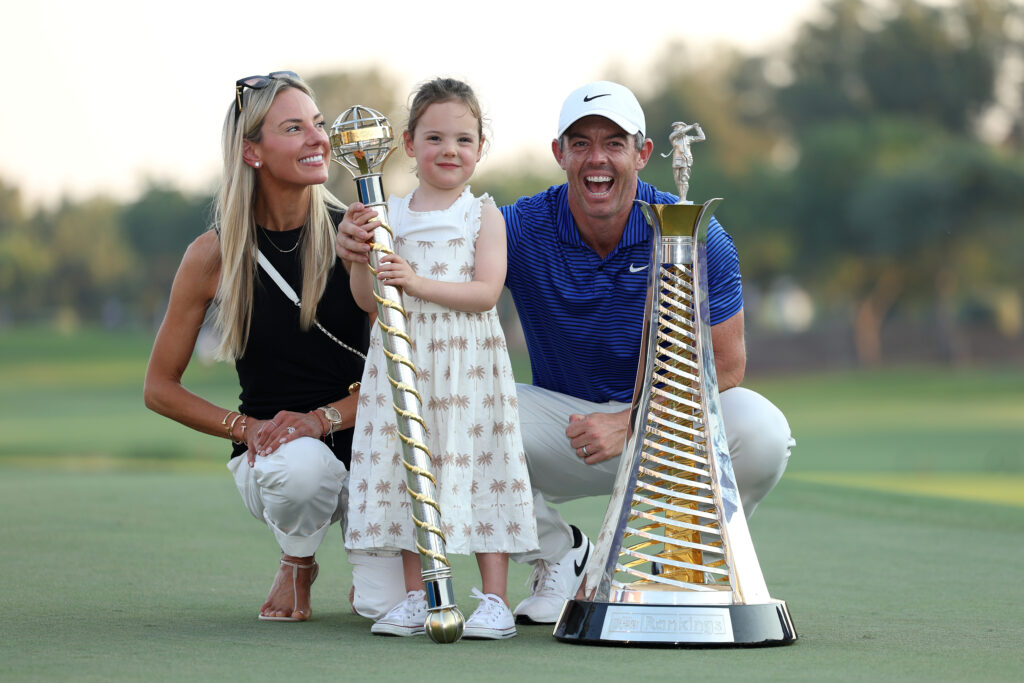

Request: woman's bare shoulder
left=182, top=229, right=221, bottom=271
left=172, top=230, right=222, bottom=300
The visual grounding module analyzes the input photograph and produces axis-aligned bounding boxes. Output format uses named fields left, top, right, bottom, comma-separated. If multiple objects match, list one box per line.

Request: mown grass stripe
left=788, top=471, right=1024, bottom=507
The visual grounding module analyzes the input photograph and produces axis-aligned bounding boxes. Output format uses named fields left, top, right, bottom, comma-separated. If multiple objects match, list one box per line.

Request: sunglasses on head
left=234, top=71, right=301, bottom=118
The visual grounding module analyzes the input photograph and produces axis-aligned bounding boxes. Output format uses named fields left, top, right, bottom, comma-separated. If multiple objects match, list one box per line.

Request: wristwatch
left=318, top=406, right=343, bottom=434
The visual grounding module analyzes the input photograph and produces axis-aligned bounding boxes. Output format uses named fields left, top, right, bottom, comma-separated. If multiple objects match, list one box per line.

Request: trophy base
left=554, top=599, right=797, bottom=647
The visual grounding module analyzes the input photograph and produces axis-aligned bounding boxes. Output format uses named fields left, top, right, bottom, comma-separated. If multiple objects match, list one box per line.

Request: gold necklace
left=259, top=225, right=302, bottom=254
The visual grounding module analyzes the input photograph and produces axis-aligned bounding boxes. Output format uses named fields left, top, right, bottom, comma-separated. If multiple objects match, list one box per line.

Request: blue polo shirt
left=501, top=180, right=742, bottom=403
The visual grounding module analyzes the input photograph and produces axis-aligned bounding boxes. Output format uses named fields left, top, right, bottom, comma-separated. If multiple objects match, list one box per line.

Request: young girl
left=342, top=78, right=537, bottom=640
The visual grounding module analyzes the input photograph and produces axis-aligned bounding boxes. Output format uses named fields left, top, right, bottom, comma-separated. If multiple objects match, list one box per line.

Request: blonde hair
left=213, top=74, right=343, bottom=360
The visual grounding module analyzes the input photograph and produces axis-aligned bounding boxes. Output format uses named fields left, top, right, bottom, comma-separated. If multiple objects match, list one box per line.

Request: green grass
left=747, top=366, right=1024, bottom=475
left=2, top=471, right=1022, bottom=681
left=1, top=327, right=1023, bottom=680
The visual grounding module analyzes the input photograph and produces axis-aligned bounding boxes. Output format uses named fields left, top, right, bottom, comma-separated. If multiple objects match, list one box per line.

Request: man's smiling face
left=553, top=115, right=651, bottom=227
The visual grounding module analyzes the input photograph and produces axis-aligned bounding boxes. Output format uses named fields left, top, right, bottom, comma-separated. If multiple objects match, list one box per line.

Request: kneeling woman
left=144, top=71, right=403, bottom=621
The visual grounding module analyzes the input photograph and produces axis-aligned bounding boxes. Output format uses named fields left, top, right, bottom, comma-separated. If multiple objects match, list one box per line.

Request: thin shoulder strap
left=256, top=250, right=300, bottom=307
left=255, top=249, right=366, bottom=360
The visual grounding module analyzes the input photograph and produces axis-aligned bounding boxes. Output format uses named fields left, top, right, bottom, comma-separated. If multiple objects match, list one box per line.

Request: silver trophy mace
left=553, top=123, right=796, bottom=647
left=330, top=106, right=464, bottom=644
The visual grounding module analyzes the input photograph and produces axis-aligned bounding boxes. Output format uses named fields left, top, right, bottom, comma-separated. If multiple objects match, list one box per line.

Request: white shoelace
left=524, top=560, right=563, bottom=597
left=387, top=590, right=426, bottom=619
left=468, top=588, right=509, bottom=625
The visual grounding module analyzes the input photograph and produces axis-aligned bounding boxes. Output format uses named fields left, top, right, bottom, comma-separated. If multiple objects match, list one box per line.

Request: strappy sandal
left=258, top=558, right=319, bottom=622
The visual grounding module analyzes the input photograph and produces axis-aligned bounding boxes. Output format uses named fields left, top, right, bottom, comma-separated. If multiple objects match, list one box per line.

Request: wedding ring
left=582, top=444, right=590, bottom=456
left=287, top=426, right=296, bottom=434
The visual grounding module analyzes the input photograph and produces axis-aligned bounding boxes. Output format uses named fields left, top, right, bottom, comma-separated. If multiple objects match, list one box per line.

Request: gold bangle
left=228, top=413, right=243, bottom=441
left=222, top=411, right=236, bottom=437
left=234, top=415, right=248, bottom=445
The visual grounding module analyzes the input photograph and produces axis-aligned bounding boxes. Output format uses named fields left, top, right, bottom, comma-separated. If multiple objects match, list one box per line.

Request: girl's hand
left=247, top=410, right=324, bottom=466
left=375, top=253, right=422, bottom=296
left=335, top=202, right=380, bottom=263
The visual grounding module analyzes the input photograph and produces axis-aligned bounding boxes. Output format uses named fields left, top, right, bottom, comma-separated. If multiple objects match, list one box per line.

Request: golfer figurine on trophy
left=662, top=121, right=705, bottom=204
left=554, top=122, right=797, bottom=647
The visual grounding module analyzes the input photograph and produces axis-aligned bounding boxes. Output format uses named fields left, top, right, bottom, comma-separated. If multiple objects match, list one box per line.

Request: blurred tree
left=794, top=117, right=1024, bottom=363
left=0, top=179, right=50, bottom=320
left=306, top=69, right=409, bottom=205
left=0, top=178, right=23, bottom=226
left=474, top=165, right=566, bottom=208
left=637, top=43, right=799, bottom=287
left=851, top=140, right=1024, bottom=359
left=777, top=0, right=1023, bottom=363
left=779, top=0, right=1019, bottom=138
left=122, top=184, right=213, bottom=321
left=22, top=196, right=132, bottom=325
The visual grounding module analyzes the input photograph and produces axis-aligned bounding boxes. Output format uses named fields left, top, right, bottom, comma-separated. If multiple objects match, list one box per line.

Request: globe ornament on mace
left=330, top=105, right=464, bottom=644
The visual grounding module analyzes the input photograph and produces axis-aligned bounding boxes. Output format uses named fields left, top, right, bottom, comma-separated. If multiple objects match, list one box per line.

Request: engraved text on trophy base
left=600, top=606, right=734, bottom=643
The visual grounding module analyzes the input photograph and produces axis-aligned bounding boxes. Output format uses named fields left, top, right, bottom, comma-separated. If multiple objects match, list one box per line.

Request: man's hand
left=335, top=202, right=380, bottom=263
left=565, top=409, right=629, bottom=465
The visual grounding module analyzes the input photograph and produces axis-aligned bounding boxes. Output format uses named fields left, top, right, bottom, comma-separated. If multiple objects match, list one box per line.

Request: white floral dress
left=346, top=188, right=538, bottom=556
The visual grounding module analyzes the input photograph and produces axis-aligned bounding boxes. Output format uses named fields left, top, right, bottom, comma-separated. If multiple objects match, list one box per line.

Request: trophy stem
left=356, top=173, right=464, bottom=644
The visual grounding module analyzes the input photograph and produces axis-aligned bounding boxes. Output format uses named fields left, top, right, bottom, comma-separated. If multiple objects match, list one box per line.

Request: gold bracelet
left=234, top=415, right=248, bottom=445
left=228, top=413, right=243, bottom=441
left=222, top=411, right=237, bottom=438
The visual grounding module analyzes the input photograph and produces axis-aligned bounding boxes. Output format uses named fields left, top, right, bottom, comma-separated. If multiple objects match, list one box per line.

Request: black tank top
left=230, top=211, right=368, bottom=466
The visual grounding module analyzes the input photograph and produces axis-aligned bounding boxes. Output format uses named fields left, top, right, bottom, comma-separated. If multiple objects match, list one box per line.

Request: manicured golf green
left=1, top=328, right=1022, bottom=680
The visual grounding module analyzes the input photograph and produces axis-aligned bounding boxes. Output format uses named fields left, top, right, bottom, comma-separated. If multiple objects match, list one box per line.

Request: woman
left=144, top=71, right=402, bottom=622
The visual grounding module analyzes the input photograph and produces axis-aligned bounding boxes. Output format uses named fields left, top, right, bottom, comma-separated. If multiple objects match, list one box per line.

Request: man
left=498, top=81, right=793, bottom=624
left=335, top=81, right=793, bottom=625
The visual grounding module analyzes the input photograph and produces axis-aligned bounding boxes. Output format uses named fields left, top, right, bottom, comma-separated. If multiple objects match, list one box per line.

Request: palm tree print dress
left=345, top=188, right=538, bottom=556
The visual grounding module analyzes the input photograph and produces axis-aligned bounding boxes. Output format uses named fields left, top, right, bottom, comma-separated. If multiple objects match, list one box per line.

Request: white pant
left=228, top=437, right=406, bottom=619
left=512, top=384, right=795, bottom=564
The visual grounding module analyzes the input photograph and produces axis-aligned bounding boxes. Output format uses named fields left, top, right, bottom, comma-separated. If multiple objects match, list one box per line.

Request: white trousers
left=511, top=384, right=795, bottom=564
left=227, top=437, right=406, bottom=619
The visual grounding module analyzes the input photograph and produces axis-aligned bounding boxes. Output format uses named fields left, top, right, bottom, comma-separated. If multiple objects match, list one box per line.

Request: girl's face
left=403, top=101, right=482, bottom=195
left=246, top=88, right=330, bottom=189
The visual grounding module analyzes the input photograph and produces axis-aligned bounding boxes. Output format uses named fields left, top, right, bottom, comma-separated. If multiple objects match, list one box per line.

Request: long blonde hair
left=213, top=74, right=343, bottom=360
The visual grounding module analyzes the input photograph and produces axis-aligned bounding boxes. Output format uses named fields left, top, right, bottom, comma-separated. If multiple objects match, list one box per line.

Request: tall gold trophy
left=553, top=123, right=796, bottom=646
left=330, top=106, right=464, bottom=644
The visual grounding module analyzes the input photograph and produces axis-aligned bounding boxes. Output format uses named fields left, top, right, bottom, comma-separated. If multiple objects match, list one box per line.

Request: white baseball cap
left=556, top=81, right=646, bottom=138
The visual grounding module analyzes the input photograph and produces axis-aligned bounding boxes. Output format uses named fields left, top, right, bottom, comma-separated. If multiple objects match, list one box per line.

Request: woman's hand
left=247, top=410, right=325, bottom=466
left=335, top=202, right=380, bottom=263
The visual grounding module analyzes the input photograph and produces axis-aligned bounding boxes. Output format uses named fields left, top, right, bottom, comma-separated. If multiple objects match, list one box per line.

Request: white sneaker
left=463, top=588, right=517, bottom=639
left=370, top=590, right=427, bottom=636
left=513, top=525, right=592, bottom=625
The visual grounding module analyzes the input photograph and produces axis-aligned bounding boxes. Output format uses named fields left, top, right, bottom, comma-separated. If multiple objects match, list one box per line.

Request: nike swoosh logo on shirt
left=629, top=264, right=649, bottom=273
left=574, top=541, right=592, bottom=576
left=583, top=94, right=611, bottom=102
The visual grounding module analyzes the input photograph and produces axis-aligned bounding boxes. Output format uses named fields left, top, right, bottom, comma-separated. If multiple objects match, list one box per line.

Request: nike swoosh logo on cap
left=583, top=94, right=611, bottom=102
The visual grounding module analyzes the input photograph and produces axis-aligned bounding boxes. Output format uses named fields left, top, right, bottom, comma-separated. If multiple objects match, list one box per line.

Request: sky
left=1, top=0, right=823, bottom=208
